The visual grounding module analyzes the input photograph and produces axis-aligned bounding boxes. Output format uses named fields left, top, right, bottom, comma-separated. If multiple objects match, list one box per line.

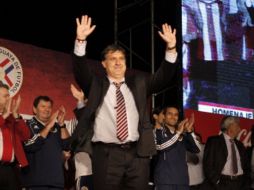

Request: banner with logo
left=0, top=38, right=94, bottom=120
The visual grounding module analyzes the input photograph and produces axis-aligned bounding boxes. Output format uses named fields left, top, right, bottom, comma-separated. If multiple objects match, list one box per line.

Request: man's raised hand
left=76, top=15, right=96, bottom=41
left=70, top=84, right=86, bottom=103
left=12, top=95, right=21, bottom=119
left=158, top=23, right=177, bottom=52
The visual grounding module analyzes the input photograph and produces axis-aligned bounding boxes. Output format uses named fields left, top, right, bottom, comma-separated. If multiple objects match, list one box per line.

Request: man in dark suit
left=71, top=15, right=178, bottom=190
left=202, top=116, right=250, bottom=190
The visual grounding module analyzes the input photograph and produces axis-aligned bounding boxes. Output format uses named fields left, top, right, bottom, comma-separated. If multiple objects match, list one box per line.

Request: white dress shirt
left=221, top=133, right=243, bottom=176
left=74, top=152, right=92, bottom=179
left=92, top=78, right=139, bottom=143
left=187, top=144, right=205, bottom=186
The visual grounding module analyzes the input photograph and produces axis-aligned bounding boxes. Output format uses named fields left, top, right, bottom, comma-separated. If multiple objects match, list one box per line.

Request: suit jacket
left=73, top=106, right=85, bottom=120
left=70, top=54, right=178, bottom=157
left=202, top=134, right=250, bottom=189
left=0, top=115, right=30, bottom=167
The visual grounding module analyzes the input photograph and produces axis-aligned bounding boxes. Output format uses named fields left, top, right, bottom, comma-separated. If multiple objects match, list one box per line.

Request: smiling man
left=20, top=96, right=70, bottom=190
left=154, top=106, right=200, bottom=190
left=202, top=116, right=250, bottom=190
left=71, top=15, right=178, bottom=190
left=0, top=82, right=30, bottom=190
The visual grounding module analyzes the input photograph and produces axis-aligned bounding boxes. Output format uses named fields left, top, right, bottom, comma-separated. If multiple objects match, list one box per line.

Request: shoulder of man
left=205, top=134, right=224, bottom=145
left=26, top=117, right=44, bottom=132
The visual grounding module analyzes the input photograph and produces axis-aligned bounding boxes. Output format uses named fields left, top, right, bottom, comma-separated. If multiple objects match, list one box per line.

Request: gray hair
left=220, top=116, right=240, bottom=132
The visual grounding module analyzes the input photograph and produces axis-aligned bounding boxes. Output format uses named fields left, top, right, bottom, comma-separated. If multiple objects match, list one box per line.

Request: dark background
left=0, top=0, right=182, bottom=110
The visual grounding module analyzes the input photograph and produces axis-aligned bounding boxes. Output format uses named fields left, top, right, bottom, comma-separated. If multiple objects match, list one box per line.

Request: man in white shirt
left=187, top=133, right=205, bottom=190
left=203, top=116, right=250, bottom=190
left=70, top=15, right=178, bottom=190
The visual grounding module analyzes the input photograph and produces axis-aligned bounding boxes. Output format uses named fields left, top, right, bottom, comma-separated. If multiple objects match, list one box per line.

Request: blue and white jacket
left=154, top=125, right=200, bottom=185
left=20, top=117, right=69, bottom=188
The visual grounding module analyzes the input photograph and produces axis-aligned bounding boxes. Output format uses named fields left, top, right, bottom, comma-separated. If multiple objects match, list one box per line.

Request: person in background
left=202, top=116, right=250, bottom=190
left=0, top=81, right=30, bottom=190
left=70, top=84, right=93, bottom=190
left=154, top=106, right=200, bottom=190
left=63, top=148, right=75, bottom=190
left=148, top=106, right=165, bottom=189
left=70, top=14, right=178, bottom=190
left=187, top=132, right=204, bottom=190
left=152, top=107, right=165, bottom=130
left=20, top=96, right=70, bottom=190
left=246, top=125, right=254, bottom=190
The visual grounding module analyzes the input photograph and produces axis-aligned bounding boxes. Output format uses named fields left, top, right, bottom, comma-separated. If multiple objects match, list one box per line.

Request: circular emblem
left=0, top=47, right=23, bottom=97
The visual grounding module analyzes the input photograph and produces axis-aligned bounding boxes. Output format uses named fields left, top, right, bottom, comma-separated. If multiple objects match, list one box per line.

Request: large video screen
left=182, top=0, right=254, bottom=119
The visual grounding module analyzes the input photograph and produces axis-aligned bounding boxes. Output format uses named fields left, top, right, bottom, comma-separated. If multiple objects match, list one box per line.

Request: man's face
left=164, top=107, right=179, bottom=127
left=0, top=87, right=10, bottom=109
left=229, top=122, right=241, bottom=138
left=33, top=100, right=52, bottom=123
left=102, top=50, right=126, bottom=80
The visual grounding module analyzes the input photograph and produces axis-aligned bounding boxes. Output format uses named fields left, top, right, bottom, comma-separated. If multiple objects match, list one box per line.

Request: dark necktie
left=230, top=139, right=238, bottom=174
left=113, top=82, right=128, bottom=141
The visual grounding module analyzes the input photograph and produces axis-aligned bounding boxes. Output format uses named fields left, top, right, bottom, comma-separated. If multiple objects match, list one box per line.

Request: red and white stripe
left=114, top=82, right=128, bottom=141
left=198, top=1, right=224, bottom=61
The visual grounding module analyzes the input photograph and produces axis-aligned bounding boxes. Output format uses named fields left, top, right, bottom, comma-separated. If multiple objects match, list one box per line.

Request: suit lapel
left=102, top=76, right=110, bottom=98
left=235, top=140, right=244, bottom=169
left=219, top=134, right=228, bottom=159
left=87, top=76, right=109, bottom=114
left=125, top=75, right=140, bottom=112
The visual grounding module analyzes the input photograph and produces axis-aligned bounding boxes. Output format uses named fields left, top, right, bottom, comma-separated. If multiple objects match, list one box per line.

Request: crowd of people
left=0, top=14, right=253, bottom=190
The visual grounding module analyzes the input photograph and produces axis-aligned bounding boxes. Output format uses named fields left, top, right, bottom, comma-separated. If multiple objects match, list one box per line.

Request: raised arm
left=57, top=105, right=70, bottom=139
left=155, top=119, right=186, bottom=151
left=73, top=15, right=96, bottom=94
left=12, top=95, right=30, bottom=140
left=76, top=15, right=96, bottom=42
left=71, top=84, right=87, bottom=120
left=158, top=23, right=177, bottom=54
left=70, top=84, right=87, bottom=105
left=11, top=95, right=21, bottom=119
left=23, top=112, right=59, bottom=153
left=147, top=24, right=178, bottom=94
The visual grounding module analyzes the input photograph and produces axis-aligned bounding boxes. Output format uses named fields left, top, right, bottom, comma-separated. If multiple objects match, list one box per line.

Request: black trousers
left=216, top=175, right=245, bottom=190
left=92, top=142, right=150, bottom=190
left=190, top=184, right=201, bottom=190
left=24, top=187, right=62, bottom=190
left=76, top=175, right=93, bottom=190
left=0, top=163, right=19, bottom=190
left=201, top=175, right=246, bottom=190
